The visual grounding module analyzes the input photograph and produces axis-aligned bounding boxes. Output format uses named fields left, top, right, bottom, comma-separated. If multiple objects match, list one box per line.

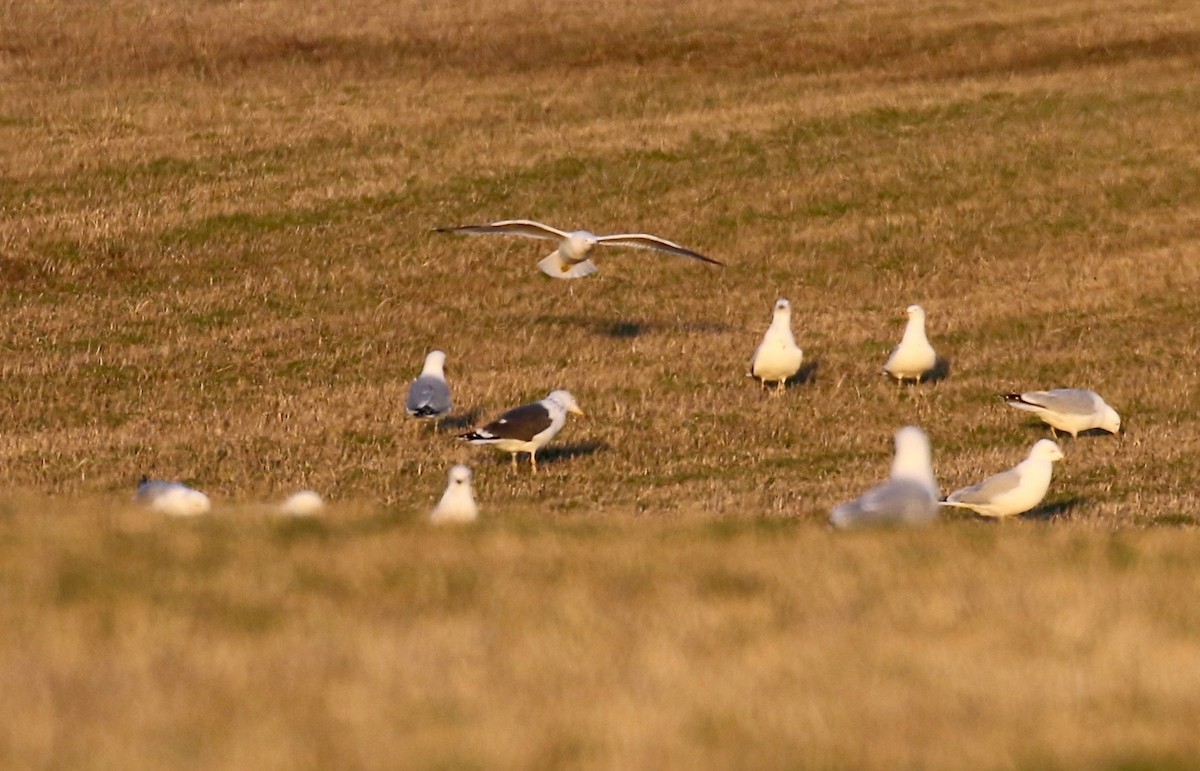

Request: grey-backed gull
left=941, top=439, right=1064, bottom=519
left=830, top=426, right=939, bottom=529
left=1000, top=389, right=1121, bottom=438
left=406, top=350, right=452, bottom=421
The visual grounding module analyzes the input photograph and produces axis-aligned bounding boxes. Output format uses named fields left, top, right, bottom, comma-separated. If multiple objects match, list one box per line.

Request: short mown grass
left=2, top=0, right=1200, bottom=767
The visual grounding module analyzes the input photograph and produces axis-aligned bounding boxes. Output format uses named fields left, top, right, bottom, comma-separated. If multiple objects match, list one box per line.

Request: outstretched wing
left=434, top=220, right=569, bottom=242
left=595, top=233, right=723, bottom=265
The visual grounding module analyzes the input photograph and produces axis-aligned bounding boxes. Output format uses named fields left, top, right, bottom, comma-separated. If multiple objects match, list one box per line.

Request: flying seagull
left=431, top=464, right=479, bottom=524
left=883, top=305, right=937, bottom=383
left=830, top=426, right=940, bottom=529
left=748, top=298, right=804, bottom=393
left=1000, top=389, right=1121, bottom=438
left=434, top=219, right=721, bottom=279
left=406, top=350, right=452, bottom=421
left=135, top=477, right=211, bottom=517
left=941, top=439, right=1065, bottom=519
left=459, top=389, right=584, bottom=472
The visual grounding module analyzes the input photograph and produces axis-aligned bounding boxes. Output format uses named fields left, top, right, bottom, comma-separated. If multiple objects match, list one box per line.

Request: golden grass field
left=3, top=0, right=1200, bottom=767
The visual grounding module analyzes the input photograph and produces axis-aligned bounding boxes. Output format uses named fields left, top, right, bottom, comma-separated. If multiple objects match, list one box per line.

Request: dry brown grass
left=2, top=0, right=1200, bottom=767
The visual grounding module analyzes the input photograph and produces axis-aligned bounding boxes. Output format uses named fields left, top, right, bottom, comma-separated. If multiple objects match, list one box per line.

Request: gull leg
left=530, top=451, right=538, bottom=474
left=776, top=379, right=786, bottom=394
left=510, top=453, right=518, bottom=472
left=1050, top=426, right=1059, bottom=440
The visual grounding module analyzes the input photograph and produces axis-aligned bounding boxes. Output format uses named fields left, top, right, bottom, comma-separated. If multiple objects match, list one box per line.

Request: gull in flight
left=1000, top=389, right=1121, bottom=438
left=883, top=305, right=937, bottom=383
left=406, top=350, right=452, bottom=422
left=459, top=389, right=584, bottom=472
left=830, top=426, right=940, bottom=529
left=435, top=219, right=721, bottom=279
left=431, top=465, right=479, bottom=524
left=941, top=439, right=1065, bottom=518
left=748, top=298, right=804, bottom=393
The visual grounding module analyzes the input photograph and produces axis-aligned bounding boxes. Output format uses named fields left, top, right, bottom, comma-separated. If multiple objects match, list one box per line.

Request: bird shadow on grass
left=922, top=355, right=952, bottom=384
left=533, top=314, right=734, bottom=339
left=438, top=411, right=479, bottom=431
left=536, top=441, right=607, bottom=466
left=785, top=359, right=820, bottom=388
left=1024, top=496, right=1087, bottom=521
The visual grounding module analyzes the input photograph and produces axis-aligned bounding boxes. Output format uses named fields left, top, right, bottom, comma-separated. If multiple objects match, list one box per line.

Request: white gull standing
left=830, top=426, right=940, bottom=529
left=941, top=439, right=1065, bottom=519
left=748, top=298, right=804, bottom=393
left=135, top=477, right=211, bottom=517
left=1000, top=389, right=1121, bottom=438
left=883, top=305, right=938, bottom=383
left=431, top=465, right=479, bottom=524
left=459, top=390, right=584, bottom=473
left=434, top=219, right=721, bottom=279
left=406, top=350, right=453, bottom=422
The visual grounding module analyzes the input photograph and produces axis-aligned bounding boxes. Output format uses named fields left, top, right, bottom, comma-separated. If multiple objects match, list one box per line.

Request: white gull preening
left=830, top=426, right=940, bottom=529
left=431, top=465, right=479, bottom=524
left=941, top=439, right=1064, bottom=519
left=459, top=389, right=584, bottom=473
left=135, top=477, right=211, bottom=517
left=1000, top=389, right=1121, bottom=438
left=883, top=305, right=937, bottom=383
left=434, top=219, right=722, bottom=279
left=406, top=350, right=452, bottom=421
left=749, top=298, right=804, bottom=393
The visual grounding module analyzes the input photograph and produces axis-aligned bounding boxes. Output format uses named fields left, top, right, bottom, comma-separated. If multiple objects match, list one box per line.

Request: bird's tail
left=458, top=430, right=494, bottom=443
left=408, top=405, right=444, bottom=418
left=538, top=252, right=599, bottom=280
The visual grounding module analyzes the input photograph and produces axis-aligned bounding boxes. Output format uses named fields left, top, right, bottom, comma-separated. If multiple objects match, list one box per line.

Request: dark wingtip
left=998, top=393, right=1022, bottom=402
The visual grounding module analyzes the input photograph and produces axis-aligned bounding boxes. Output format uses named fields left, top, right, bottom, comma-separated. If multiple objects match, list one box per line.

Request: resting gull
left=434, top=219, right=721, bottom=279
left=1000, top=389, right=1121, bottom=438
left=941, top=439, right=1064, bottom=519
left=406, top=350, right=452, bottom=421
left=459, top=389, right=584, bottom=473
left=883, top=305, right=937, bottom=383
left=280, top=490, right=325, bottom=517
left=830, top=426, right=940, bottom=529
left=135, top=477, right=211, bottom=517
left=431, top=464, right=479, bottom=524
left=748, top=298, right=804, bottom=393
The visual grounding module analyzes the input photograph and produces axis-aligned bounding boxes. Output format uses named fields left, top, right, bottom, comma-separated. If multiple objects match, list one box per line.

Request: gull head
left=773, top=298, right=792, bottom=318
left=890, top=426, right=937, bottom=495
left=423, top=349, right=448, bottom=376
left=548, top=389, right=585, bottom=417
left=1100, top=404, right=1122, bottom=435
left=905, top=304, right=925, bottom=320
left=1030, top=439, right=1065, bottom=463
left=448, top=464, right=473, bottom=487
left=563, top=231, right=599, bottom=260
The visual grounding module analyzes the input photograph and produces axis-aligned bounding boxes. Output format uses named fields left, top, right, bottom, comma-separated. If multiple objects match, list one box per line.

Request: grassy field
left=3, top=0, right=1200, bottom=767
